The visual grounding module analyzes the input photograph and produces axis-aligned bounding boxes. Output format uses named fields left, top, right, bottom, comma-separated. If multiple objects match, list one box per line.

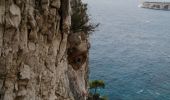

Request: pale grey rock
left=51, top=0, right=61, bottom=8
left=28, top=42, right=36, bottom=51
left=19, top=64, right=31, bottom=80
left=7, top=4, right=21, bottom=28
left=28, top=6, right=37, bottom=29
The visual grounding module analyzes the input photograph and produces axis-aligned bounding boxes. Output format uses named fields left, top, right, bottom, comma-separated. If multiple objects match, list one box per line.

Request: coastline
left=141, top=2, right=170, bottom=10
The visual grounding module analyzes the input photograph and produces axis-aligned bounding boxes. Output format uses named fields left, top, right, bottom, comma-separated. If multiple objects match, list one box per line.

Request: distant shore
left=141, top=2, right=170, bottom=10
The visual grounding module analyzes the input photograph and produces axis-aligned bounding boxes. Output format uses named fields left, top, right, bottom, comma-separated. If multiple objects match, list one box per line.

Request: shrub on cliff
left=89, top=80, right=105, bottom=94
left=71, top=0, right=99, bottom=34
left=88, top=80, right=108, bottom=100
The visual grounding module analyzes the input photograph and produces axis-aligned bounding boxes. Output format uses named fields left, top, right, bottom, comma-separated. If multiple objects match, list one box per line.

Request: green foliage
left=71, top=0, right=99, bottom=34
left=89, top=80, right=105, bottom=89
left=89, top=80, right=105, bottom=96
left=88, top=80, right=108, bottom=100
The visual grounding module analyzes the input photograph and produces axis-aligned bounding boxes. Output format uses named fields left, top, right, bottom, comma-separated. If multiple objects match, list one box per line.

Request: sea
left=84, top=0, right=170, bottom=99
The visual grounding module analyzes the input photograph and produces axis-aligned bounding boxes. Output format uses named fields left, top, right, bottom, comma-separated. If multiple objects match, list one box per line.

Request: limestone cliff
left=0, top=0, right=89, bottom=100
left=141, top=2, right=170, bottom=10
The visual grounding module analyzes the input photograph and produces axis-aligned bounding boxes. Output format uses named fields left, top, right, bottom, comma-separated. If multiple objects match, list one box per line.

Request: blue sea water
left=84, top=0, right=170, bottom=99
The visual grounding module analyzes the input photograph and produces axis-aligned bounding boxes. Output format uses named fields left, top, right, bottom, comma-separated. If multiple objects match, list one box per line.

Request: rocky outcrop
left=0, top=0, right=89, bottom=100
left=141, top=2, right=170, bottom=10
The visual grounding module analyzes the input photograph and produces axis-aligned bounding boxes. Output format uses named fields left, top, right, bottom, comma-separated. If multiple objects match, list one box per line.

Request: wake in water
left=138, top=4, right=143, bottom=8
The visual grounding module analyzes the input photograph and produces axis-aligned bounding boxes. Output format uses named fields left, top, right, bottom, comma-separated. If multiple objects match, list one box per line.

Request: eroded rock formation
left=141, top=2, right=170, bottom=10
left=0, top=0, right=89, bottom=100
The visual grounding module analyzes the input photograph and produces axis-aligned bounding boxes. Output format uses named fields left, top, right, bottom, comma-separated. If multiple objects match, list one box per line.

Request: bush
left=71, top=0, right=99, bottom=34
left=88, top=80, right=108, bottom=100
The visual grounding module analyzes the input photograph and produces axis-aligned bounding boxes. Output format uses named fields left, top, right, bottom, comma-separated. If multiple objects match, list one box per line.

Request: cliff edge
left=0, top=0, right=89, bottom=100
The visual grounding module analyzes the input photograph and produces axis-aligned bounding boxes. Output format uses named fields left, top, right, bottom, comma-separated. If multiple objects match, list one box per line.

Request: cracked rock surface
left=0, top=0, right=89, bottom=100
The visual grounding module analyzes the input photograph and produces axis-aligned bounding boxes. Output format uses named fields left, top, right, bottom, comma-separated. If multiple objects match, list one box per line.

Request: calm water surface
left=84, top=0, right=170, bottom=99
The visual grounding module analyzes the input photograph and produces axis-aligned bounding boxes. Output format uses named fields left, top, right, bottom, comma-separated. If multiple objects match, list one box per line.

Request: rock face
left=0, top=0, right=89, bottom=100
left=142, top=2, right=170, bottom=10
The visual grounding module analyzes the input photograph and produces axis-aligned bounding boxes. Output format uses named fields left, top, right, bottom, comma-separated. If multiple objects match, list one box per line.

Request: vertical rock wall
left=0, top=0, right=89, bottom=100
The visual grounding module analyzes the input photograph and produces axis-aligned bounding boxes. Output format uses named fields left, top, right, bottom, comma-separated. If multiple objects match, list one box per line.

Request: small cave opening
left=67, top=48, right=87, bottom=70
left=75, top=57, right=82, bottom=64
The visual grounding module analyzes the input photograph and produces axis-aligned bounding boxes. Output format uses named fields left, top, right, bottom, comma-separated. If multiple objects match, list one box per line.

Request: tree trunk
left=0, top=0, right=89, bottom=100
